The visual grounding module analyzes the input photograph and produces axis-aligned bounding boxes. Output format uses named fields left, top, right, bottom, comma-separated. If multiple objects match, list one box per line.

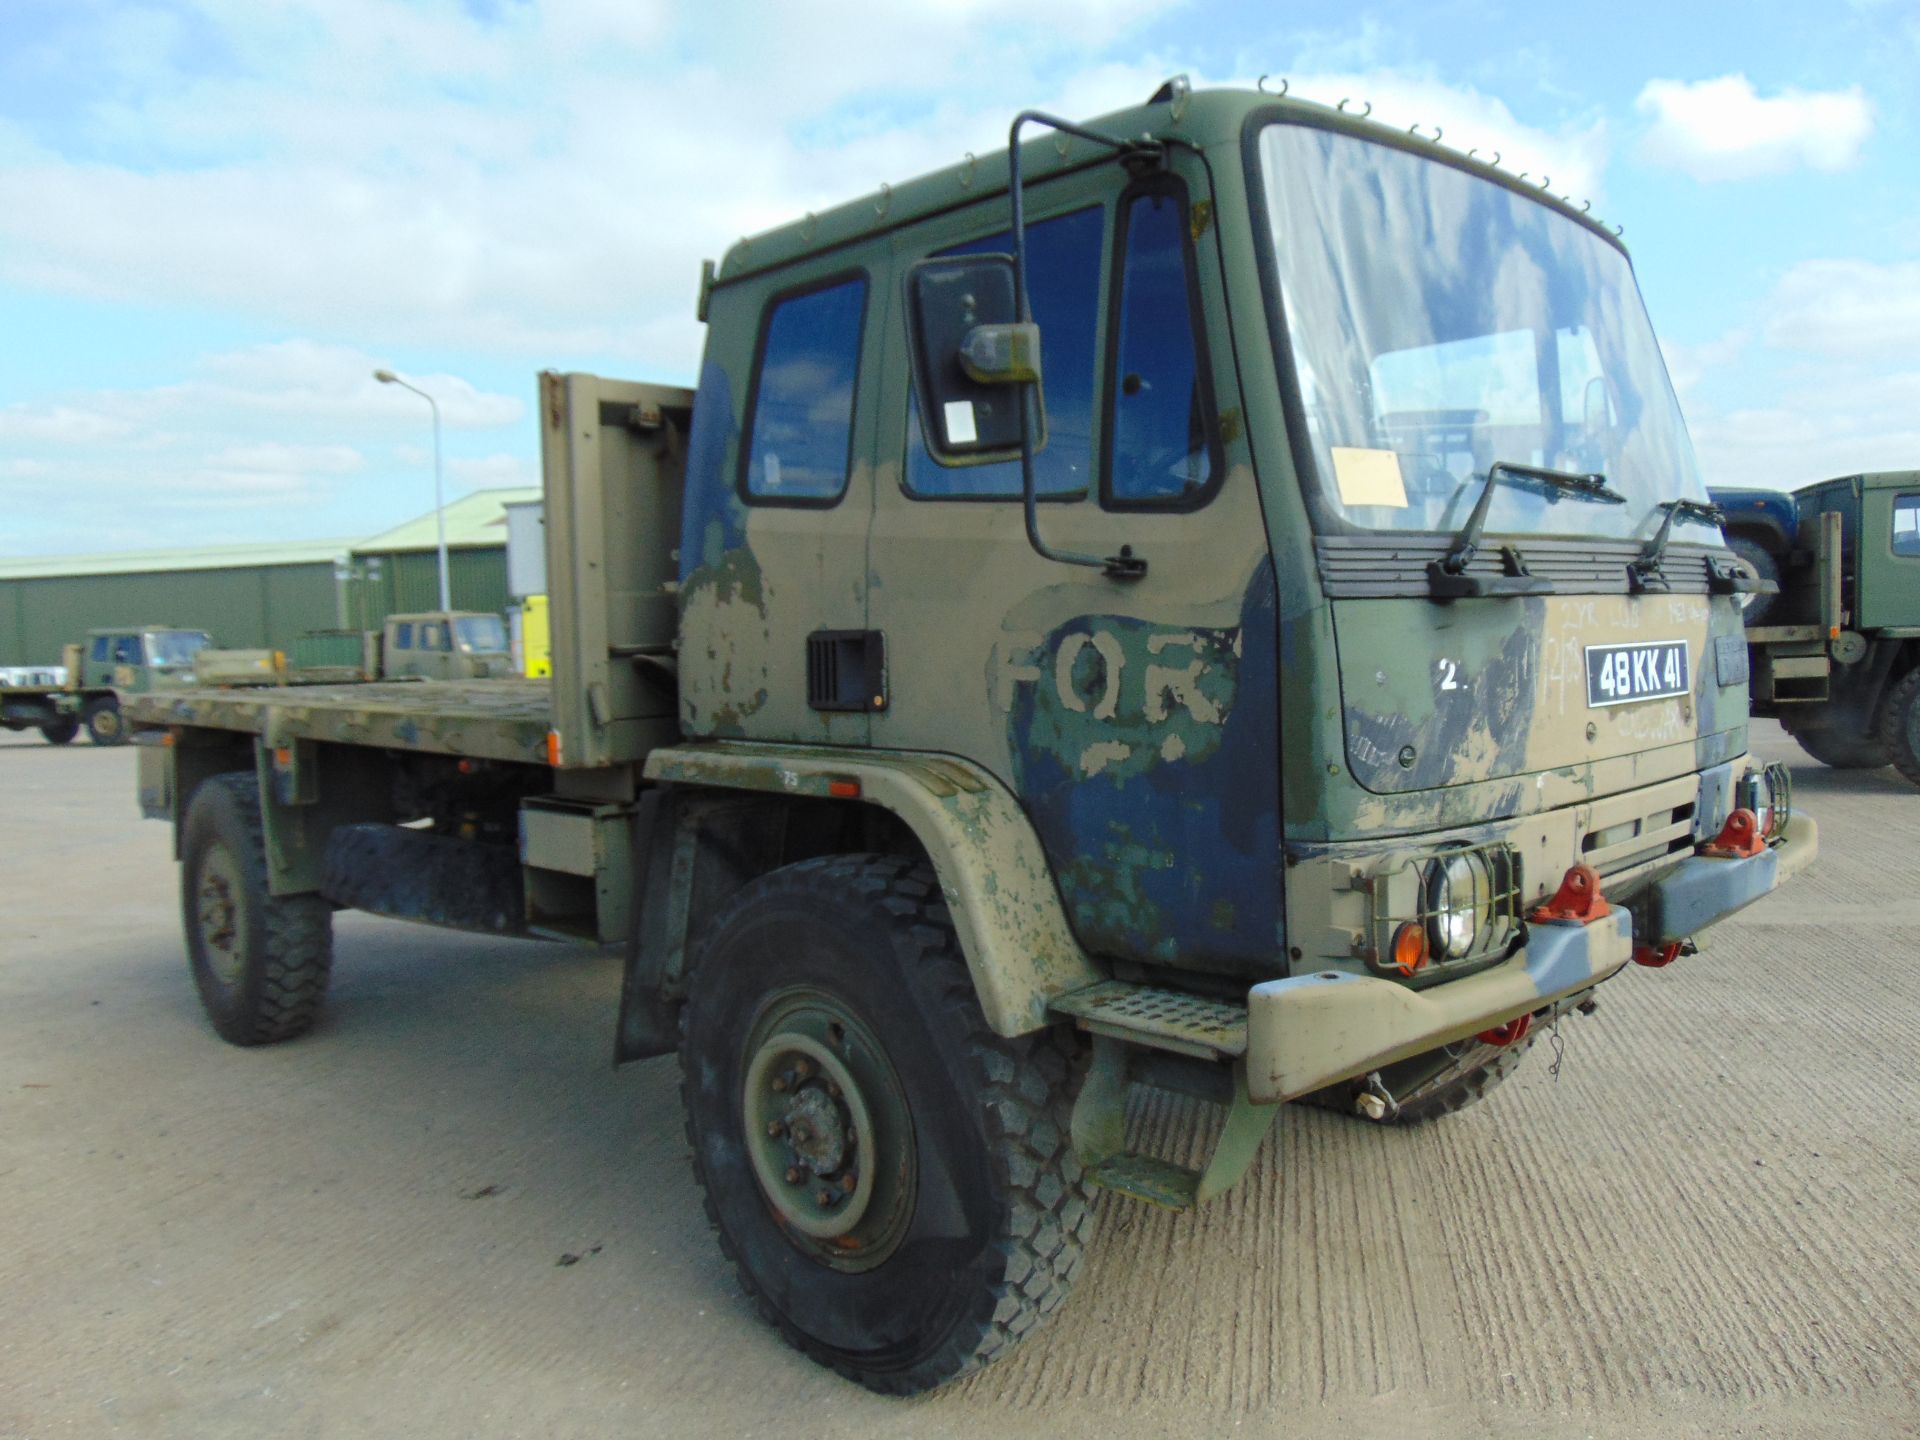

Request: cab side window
left=393, top=623, right=413, bottom=650
left=113, top=635, right=141, bottom=664
left=1107, top=187, right=1219, bottom=507
left=906, top=205, right=1104, bottom=499
left=90, top=636, right=109, bottom=663
left=1894, top=495, right=1920, bottom=557
left=743, top=276, right=868, bottom=503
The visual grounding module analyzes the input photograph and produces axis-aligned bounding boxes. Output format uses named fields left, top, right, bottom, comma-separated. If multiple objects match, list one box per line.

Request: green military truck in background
left=193, top=610, right=516, bottom=687
left=129, top=82, right=1815, bottom=1392
left=1, top=625, right=211, bottom=745
left=1715, top=471, right=1920, bottom=780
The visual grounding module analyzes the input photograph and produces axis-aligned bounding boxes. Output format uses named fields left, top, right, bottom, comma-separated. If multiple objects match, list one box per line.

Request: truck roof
left=715, top=83, right=1625, bottom=289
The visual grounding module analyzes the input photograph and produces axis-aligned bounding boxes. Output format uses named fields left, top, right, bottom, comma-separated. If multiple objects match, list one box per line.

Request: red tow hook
left=1702, top=807, right=1766, bottom=859
left=1528, top=862, right=1611, bottom=925
left=1634, top=941, right=1684, bottom=968
left=1477, top=1013, right=1533, bottom=1047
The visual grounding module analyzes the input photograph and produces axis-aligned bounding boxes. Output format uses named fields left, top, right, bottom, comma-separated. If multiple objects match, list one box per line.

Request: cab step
left=1053, top=981, right=1275, bottom=1212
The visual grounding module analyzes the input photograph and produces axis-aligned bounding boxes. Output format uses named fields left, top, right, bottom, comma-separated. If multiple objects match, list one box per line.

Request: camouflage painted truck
left=128, top=83, right=1817, bottom=1392
left=2, top=625, right=211, bottom=745
left=1713, top=472, right=1920, bottom=780
left=192, top=611, right=517, bottom=686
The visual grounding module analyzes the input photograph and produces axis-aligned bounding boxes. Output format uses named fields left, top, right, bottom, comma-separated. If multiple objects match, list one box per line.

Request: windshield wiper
left=1629, top=497, right=1730, bottom=593
left=1429, top=461, right=1626, bottom=600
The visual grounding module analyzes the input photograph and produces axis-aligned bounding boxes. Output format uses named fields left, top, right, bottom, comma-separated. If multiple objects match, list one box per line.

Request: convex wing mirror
left=905, top=253, right=1044, bottom=465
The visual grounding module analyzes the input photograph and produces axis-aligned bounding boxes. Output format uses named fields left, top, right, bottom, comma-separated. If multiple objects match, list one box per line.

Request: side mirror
left=905, top=253, right=1045, bottom=465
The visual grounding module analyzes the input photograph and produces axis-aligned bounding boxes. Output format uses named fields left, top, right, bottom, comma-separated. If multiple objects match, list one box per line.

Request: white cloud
left=1763, top=258, right=1920, bottom=358
left=1635, top=75, right=1874, bottom=181
left=0, top=341, right=524, bottom=555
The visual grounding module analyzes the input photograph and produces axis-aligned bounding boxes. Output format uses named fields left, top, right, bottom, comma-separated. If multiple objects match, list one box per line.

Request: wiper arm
left=1428, top=461, right=1625, bottom=600
left=1629, top=497, right=1728, bottom=593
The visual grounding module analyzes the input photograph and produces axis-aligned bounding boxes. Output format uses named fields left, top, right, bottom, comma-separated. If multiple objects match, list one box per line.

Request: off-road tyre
left=1727, top=536, right=1782, bottom=625
left=1878, top=668, right=1920, bottom=788
left=679, top=853, right=1095, bottom=1394
left=39, top=719, right=79, bottom=745
left=1301, top=1034, right=1534, bottom=1126
left=83, top=695, right=126, bottom=746
left=181, top=772, right=333, bottom=1045
left=1788, top=721, right=1889, bottom=770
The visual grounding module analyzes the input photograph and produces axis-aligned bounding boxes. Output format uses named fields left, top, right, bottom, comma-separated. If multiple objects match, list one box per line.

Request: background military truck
left=192, top=611, right=516, bottom=687
left=1, top=625, right=210, bottom=744
left=1714, top=472, right=1920, bottom=779
left=129, top=83, right=1814, bottom=1393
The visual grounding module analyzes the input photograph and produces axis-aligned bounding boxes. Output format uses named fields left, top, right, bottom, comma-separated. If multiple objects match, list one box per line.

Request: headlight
left=1424, top=853, right=1483, bottom=960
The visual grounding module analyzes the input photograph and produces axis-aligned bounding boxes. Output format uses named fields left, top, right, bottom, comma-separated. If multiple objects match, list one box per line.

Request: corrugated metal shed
left=0, top=489, right=540, bottom=667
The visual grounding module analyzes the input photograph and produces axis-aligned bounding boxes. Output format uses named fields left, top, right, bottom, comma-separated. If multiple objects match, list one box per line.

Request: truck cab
left=380, top=611, right=514, bottom=680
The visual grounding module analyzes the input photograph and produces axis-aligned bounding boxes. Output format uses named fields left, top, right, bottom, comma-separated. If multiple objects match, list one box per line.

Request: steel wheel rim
left=196, top=845, right=247, bottom=986
left=740, top=988, right=916, bottom=1273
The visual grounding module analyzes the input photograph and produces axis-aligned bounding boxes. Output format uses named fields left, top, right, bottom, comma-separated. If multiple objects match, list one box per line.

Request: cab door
left=866, top=155, right=1283, bottom=981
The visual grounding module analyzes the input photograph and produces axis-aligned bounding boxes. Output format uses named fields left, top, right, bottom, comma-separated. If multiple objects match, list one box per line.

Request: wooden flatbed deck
left=125, top=680, right=554, bottom=766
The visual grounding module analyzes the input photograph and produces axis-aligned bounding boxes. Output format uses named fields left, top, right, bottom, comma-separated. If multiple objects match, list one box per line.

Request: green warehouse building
left=0, top=488, right=539, bottom=668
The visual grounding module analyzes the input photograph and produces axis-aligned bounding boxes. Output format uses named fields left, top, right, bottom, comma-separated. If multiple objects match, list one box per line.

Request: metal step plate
left=1051, top=980, right=1248, bottom=1060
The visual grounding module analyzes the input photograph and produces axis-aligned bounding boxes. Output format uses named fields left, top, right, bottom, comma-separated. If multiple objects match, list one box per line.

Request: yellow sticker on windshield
left=1331, top=447, right=1409, bottom=508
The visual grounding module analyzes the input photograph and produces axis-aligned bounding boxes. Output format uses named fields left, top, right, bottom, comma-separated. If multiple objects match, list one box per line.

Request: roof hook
left=873, top=182, right=891, bottom=218
left=1336, top=97, right=1371, bottom=117
left=1612, top=223, right=1625, bottom=237
left=1537, top=174, right=1551, bottom=188
left=1579, top=199, right=1592, bottom=213
left=958, top=151, right=977, bottom=189
left=1257, top=74, right=1289, bottom=96
left=1407, top=122, right=1444, bottom=144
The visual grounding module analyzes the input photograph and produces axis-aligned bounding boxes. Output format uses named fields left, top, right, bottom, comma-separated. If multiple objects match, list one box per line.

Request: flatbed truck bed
left=125, top=679, right=554, bottom=766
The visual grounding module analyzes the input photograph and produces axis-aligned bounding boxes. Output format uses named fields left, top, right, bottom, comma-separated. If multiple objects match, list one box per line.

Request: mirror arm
left=1009, top=110, right=1151, bottom=583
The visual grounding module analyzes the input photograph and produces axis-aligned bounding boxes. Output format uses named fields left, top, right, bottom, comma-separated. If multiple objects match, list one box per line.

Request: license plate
left=1585, top=640, right=1690, bottom=707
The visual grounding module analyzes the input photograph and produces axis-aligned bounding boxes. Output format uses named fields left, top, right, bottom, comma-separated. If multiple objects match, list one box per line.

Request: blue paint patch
left=1522, top=909, right=1630, bottom=993
left=1005, top=566, right=1283, bottom=981
left=678, top=359, right=745, bottom=579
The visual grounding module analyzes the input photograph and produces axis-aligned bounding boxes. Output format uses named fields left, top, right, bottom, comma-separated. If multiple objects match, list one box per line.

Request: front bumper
left=1245, top=813, right=1819, bottom=1104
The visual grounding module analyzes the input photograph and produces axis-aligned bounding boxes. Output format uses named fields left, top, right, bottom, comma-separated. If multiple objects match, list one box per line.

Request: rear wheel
left=40, top=720, right=79, bottom=745
left=1727, top=536, right=1782, bottom=625
left=181, top=773, right=333, bottom=1044
left=84, top=695, right=126, bottom=746
left=1876, top=668, right=1920, bottom=788
left=679, top=854, right=1094, bottom=1394
left=1303, top=1033, right=1534, bottom=1125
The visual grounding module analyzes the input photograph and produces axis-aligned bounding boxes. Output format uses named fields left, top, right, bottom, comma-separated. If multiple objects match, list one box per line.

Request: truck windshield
left=145, top=632, right=211, bottom=666
left=1258, top=123, right=1715, bottom=544
left=454, top=616, right=508, bottom=653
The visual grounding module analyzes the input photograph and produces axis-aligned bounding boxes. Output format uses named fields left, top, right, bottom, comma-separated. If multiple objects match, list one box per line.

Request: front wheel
left=1788, top=721, right=1889, bottom=770
left=680, top=854, right=1094, bottom=1394
left=181, top=773, right=333, bottom=1044
left=40, top=719, right=79, bottom=745
left=84, top=695, right=126, bottom=746
left=1727, top=536, right=1782, bottom=625
left=1303, top=1033, right=1534, bottom=1125
left=1878, top=669, right=1920, bottom=788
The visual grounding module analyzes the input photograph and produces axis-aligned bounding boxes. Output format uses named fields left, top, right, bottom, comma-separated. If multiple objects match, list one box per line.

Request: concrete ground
left=1, top=722, right=1914, bottom=1440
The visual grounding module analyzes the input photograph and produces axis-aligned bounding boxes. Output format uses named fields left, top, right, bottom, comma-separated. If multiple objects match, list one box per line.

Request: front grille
left=1581, top=800, right=1696, bottom=882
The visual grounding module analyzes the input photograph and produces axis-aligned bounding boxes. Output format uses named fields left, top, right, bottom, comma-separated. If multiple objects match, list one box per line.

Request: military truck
left=1, top=626, right=210, bottom=744
left=1715, top=472, right=1920, bottom=779
left=192, top=612, right=516, bottom=687
left=128, top=83, right=1815, bottom=1392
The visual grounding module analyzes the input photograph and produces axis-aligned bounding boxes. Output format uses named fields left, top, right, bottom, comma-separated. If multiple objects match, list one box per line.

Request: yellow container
left=520, top=594, right=552, bottom=678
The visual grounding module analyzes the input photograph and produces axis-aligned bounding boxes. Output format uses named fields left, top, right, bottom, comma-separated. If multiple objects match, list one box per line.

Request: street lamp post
left=373, top=368, right=452, bottom=613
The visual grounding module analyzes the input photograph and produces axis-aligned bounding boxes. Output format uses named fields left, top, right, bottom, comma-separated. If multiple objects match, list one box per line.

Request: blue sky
left=1, top=0, right=1915, bottom=556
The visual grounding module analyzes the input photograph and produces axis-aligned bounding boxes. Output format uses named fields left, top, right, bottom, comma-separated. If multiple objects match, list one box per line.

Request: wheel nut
left=817, top=1188, right=836, bottom=1206
left=770, top=1076, right=787, bottom=1093
left=766, top=1120, right=784, bottom=1138
left=826, top=1081, right=842, bottom=1101
left=785, top=1167, right=803, bottom=1185
left=793, top=1058, right=813, bottom=1080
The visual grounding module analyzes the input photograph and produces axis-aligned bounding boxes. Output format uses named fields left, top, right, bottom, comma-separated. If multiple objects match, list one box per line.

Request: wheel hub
left=196, top=849, right=245, bottom=985
left=740, top=991, right=915, bottom=1271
